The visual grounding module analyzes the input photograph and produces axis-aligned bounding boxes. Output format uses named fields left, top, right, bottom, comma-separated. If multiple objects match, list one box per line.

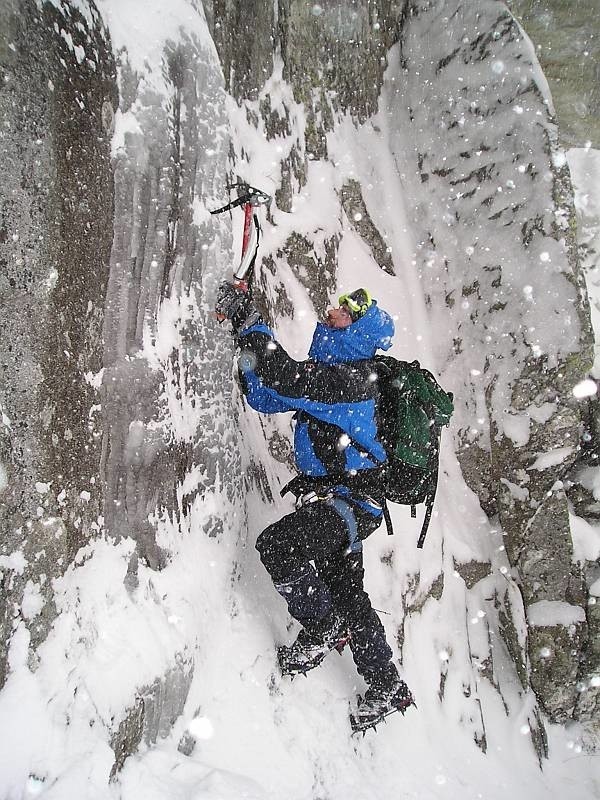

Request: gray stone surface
left=0, top=0, right=116, bottom=688
left=529, top=622, right=587, bottom=720
left=98, top=13, right=244, bottom=758
left=109, top=653, right=193, bottom=778
left=391, top=0, right=594, bottom=726
left=340, top=179, right=395, bottom=275
left=510, top=0, right=600, bottom=148
left=101, top=29, right=241, bottom=571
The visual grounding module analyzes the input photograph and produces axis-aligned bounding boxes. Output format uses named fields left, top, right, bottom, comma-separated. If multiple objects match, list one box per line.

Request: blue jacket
left=237, top=303, right=394, bottom=483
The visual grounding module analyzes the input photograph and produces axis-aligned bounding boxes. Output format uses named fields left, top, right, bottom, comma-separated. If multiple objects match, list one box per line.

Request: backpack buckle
left=296, top=491, right=333, bottom=509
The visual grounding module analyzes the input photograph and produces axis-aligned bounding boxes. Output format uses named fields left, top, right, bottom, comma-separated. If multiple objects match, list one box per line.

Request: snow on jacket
left=237, top=302, right=394, bottom=480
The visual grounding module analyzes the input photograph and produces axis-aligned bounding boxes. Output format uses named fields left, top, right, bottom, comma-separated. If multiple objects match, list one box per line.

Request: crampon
left=350, top=680, right=416, bottom=734
left=277, top=626, right=351, bottom=677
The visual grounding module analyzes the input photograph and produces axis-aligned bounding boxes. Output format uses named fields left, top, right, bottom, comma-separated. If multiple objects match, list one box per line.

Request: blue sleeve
left=237, top=324, right=296, bottom=414
left=242, top=370, right=296, bottom=414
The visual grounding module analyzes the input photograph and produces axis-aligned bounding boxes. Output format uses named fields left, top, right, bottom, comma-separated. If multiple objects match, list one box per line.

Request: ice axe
left=210, top=183, right=271, bottom=319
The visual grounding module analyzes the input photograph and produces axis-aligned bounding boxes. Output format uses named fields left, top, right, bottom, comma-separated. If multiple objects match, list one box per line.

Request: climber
left=215, top=282, right=415, bottom=732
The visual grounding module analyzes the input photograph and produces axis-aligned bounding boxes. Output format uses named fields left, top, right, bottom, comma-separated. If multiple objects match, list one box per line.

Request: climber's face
left=325, top=304, right=353, bottom=329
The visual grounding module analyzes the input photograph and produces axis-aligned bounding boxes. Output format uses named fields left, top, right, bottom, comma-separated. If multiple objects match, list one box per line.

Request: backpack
left=373, top=355, right=454, bottom=548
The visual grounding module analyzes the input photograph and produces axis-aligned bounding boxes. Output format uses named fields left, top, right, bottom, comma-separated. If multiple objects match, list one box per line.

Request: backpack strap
left=382, top=498, right=394, bottom=536
left=416, top=423, right=441, bottom=549
left=417, top=493, right=435, bottom=549
left=281, top=469, right=385, bottom=502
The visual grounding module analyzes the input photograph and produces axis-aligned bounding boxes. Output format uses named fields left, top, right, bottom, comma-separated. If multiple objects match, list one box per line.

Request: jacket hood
left=308, top=302, right=394, bottom=364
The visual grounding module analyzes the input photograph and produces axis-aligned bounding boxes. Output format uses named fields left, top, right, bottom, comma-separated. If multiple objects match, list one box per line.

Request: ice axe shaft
left=210, top=183, right=271, bottom=318
left=235, top=202, right=256, bottom=291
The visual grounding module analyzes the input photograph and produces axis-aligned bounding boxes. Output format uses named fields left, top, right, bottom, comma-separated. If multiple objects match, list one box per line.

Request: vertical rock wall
left=392, top=0, right=595, bottom=725
left=1, top=0, right=596, bottom=767
left=510, top=0, right=600, bottom=149
left=103, top=17, right=239, bottom=567
left=101, top=28, right=237, bottom=572
left=209, top=0, right=398, bottom=320
left=97, top=4, right=244, bottom=765
left=0, top=0, right=116, bottom=688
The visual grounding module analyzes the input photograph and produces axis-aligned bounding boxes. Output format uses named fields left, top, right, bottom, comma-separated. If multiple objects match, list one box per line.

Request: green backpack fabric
left=373, top=356, right=454, bottom=547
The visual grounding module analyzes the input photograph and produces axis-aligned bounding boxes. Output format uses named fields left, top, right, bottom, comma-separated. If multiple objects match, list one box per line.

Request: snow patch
left=527, top=446, right=574, bottom=471
left=500, top=478, right=529, bottom=502
left=0, top=550, right=27, bottom=574
left=502, top=411, right=530, bottom=447
left=111, top=109, right=143, bottom=157
left=569, top=511, right=600, bottom=563
left=527, top=600, right=586, bottom=628
left=21, top=581, right=44, bottom=620
left=98, top=0, right=215, bottom=94
left=0, top=463, right=8, bottom=492
left=572, top=378, right=598, bottom=399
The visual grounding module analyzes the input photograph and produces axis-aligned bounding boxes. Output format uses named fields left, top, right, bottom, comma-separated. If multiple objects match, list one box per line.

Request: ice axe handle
left=240, top=204, right=253, bottom=263
left=215, top=273, right=251, bottom=324
left=215, top=272, right=249, bottom=323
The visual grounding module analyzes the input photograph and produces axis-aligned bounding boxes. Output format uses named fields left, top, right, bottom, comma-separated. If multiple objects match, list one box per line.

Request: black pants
left=256, top=498, right=395, bottom=681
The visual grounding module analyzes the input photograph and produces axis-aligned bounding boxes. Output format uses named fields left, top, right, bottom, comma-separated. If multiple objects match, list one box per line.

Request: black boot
left=350, top=665, right=415, bottom=733
left=277, top=611, right=351, bottom=677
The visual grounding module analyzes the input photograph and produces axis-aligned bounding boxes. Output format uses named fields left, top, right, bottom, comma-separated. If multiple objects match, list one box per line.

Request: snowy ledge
left=527, top=600, right=586, bottom=628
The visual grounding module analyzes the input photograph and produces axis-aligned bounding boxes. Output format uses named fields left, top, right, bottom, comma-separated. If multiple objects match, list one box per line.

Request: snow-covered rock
left=1, top=0, right=599, bottom=797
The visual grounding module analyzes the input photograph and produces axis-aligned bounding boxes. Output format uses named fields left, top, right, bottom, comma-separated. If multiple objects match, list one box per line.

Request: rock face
left=98, top=2, right=243, bottom=768
left=392, top=0, right=596, bottom=727
left=102, top=26, right=237, bottom=571
left=510, top=0, right=600, bottom=148
left=0, top=0, right=116, bottom=688
left=1, top=0, right=243, bottom=768
left=209, top=0, right=397, bottom=314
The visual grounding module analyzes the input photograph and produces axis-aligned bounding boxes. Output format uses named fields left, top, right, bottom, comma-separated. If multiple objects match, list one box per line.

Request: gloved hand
left=215, top=281, right=257, bottom=332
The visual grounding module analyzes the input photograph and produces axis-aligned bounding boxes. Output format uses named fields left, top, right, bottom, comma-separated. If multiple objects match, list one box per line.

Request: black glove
left=215, top=281, right=257, bottom=332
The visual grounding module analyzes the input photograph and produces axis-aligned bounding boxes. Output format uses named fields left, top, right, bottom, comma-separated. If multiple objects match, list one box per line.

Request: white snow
left=527, top=446, right=575, bottom=471
left=21, top=581, right=44, bottom=620
left=502, top=411, right=531, bottom=447
left=96, top=0, right=215, bottom=92
left=572, top=378, right=598, bottom=399
left=527, top=600, right=586, bottom=628
left=569, top=511, right=600, bottom=563
left=0, top=551, right=27, bottom=574
left=111, top=109, right=143, bottom=157
left=0, top=463, right=8, bottom=492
